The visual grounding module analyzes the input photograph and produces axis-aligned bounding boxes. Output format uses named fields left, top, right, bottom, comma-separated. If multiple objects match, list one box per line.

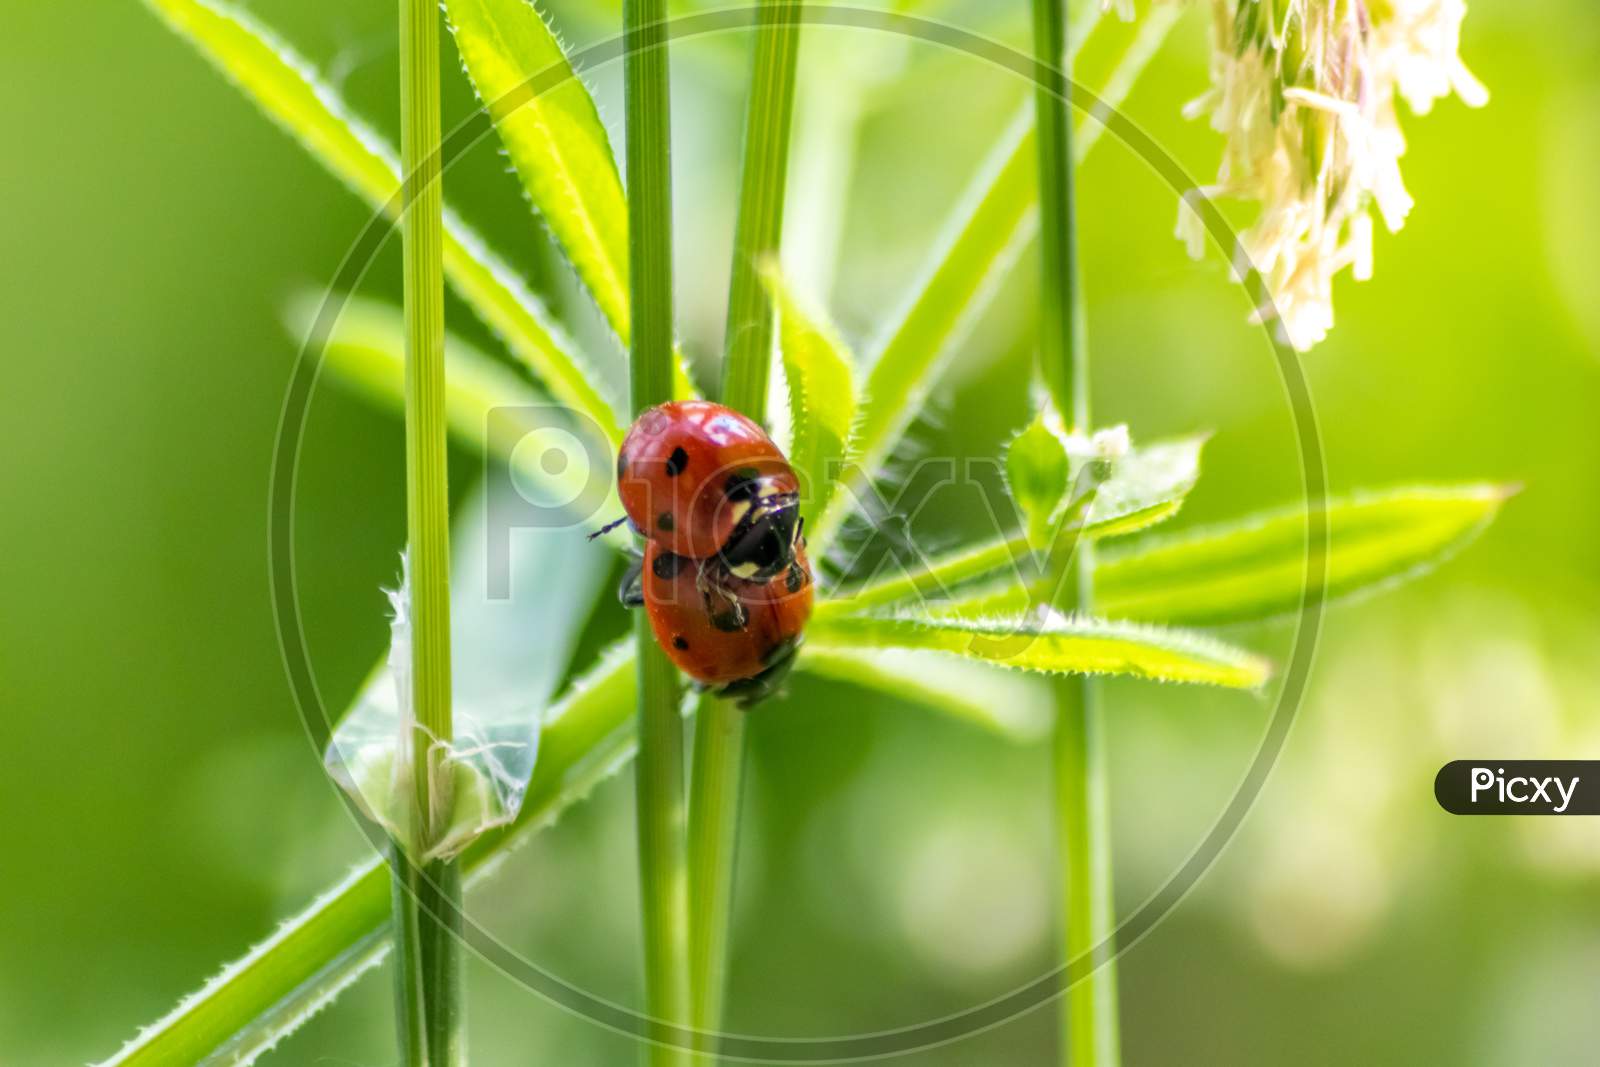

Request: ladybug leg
left=718, top=637, right=802, bottom=709
left=617, top=557, right=645, bottom=608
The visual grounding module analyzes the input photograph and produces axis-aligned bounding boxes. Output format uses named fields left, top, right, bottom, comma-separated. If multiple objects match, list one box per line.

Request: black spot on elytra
left=785, top=564, right=804, bottom=594
left=651, top=551, right=683, bottom=580
left=657, top=512, right=675, bottom=532
left=616, top=452, right=627, bottom=481
left=665, top=446, right=688, bottom=477
left=672, top=635, right=689, bottom=651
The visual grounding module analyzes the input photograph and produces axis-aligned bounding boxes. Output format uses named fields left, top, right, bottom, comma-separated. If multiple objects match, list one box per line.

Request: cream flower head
left=1179, top=0, right=1487, bottom=350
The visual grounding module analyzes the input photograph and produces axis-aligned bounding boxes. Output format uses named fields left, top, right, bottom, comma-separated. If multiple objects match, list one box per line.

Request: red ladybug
left=634, top=539, right=813, bottom=703
left=601, top=400, right=813, bottom=704
left=614, top=400, right=801, bottom=579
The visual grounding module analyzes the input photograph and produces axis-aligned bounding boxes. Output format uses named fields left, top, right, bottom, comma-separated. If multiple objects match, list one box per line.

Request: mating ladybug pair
left=598, top=400, right=814, bottom=705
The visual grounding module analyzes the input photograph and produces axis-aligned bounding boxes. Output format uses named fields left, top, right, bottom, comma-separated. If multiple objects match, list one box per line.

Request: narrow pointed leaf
left=96, top=862, right=393, bottom=1067
left=807, top=612, right=1269, bottom=688
left=1095, top=485, right=1512, bottom=625
left=939, top=486, right=1511, bottom=626
left=441, top=0, right=697, bottom=401
left=764, top=265, right=858, bottom=527
left=444, top=0, right=628, bottom=337
left=145, top=0, right=623, bottom=441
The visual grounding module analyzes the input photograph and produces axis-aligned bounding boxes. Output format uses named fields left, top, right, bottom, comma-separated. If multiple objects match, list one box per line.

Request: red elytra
left=641, top=540, right=813, bottom=687
left=616, top=400, right=798, bottom=560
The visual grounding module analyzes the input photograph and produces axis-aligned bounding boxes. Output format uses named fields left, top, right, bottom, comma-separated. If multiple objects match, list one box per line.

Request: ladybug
left=624, top=539, right=813, bottom=705
left=599, top=400, right=814, bottom=705
left=613, top=400, right=802, bottom=581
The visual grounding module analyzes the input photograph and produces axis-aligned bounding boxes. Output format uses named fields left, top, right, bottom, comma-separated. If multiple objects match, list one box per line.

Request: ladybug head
left=717, top=473, right=801, bottom=582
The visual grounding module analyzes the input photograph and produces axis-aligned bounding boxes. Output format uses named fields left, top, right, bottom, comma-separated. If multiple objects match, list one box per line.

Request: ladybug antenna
left=588, top=515, right=629, bottom=541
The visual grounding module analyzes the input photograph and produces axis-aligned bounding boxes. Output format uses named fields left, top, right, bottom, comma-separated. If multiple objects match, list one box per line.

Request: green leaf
left=798, top=646, right=1052, bottom=740
left=1072, top=431, right=1204, bottom=538
left=96, top=642, right=640, bottom=1067
left=444, top=0, right=628, bottom=340
left=441, top=0, right=698, bottom=403
left=817, top=435, right=1204, bottom=616
left=1006, top=407, right=1071, bottom=545
left=145, top=0, right=623, bottom=442
left=1095, top=485, right=1513, bottom=626
left=806, top=612, right=1270, bottom=689
left=810, top=6, right=1184, bottom=555
left=939, top=486, right=1511, bottom=627
left=763, top=264, right=858, bottom=527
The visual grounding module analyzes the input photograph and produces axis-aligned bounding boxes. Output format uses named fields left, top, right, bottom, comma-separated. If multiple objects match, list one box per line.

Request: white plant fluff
left=325, top=551, right=540, bottom=863
left=1179, top=0, right=1487, bottom=350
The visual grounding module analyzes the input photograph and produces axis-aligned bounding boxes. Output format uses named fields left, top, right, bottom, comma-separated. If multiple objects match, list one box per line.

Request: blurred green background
left=4, top=0, right=1599, bottom=1063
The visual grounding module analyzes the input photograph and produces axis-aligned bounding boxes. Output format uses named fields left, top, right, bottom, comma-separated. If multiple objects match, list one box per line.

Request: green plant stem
left=624, top=1, right=690, bottom=1063
left=634, top=626, right=689, bottom=1062
left=1033, top=1, right=1085, bottom=428
left=400, top=0, right=452, bottom=875
left=395, top=0, right=461, bottom=1063
left=1031, top=0, right=1119, bottom=1064
left=685, top=693, right=745, bottom=1063
left=717, top=0, right=802, bottom=414
left=687, top=5, right=802, bottom=1060
left=391, top=855, right=464, bottom=1067
left=1053, top=661, right=1118, bottom=1067
left=626, top=0, right=678, bottom=416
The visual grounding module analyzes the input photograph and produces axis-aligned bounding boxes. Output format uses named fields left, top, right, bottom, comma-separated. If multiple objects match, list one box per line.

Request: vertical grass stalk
left=687, top=3, right=802, bottom=1060
left=1031, top=0, right=1120, bottom=1064
left=685, top=693, right=744, bottom=1064
left=624, top=1, right=690, bottom=1063
left=393, top=0, right=462, bottom=1062
left=717, top=0, right=803, bottom=414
